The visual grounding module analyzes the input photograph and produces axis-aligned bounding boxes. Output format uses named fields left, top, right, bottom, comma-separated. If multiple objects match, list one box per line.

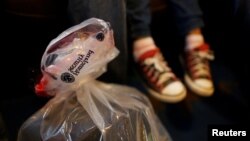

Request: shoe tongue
left=138, top=48, right=159, bottom=62
left=195, top=43, right=209, bottom=52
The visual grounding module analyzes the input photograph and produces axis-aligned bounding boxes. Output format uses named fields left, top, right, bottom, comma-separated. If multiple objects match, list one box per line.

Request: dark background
left=0, top=0, right=249, bottom=141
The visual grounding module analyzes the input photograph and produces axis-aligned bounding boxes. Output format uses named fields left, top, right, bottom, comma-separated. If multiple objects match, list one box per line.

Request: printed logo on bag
left=68, top=50, right=95, bottom=76
left=61, top=72, right=75, bottom=83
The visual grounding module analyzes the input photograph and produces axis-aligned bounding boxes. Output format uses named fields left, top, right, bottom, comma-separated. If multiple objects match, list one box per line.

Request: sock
left=185, top=34, right=204, bottom=51
left=133, top=37, right=158, bottom=61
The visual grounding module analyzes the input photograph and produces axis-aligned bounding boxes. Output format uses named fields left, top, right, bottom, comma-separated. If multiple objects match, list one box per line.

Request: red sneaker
left=136, top=49, right=186, bottom=103
left=184, top=43, right=214, bottom=96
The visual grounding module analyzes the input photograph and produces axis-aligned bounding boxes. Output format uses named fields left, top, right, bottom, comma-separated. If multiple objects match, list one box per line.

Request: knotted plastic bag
left=17, top=18, right=171, bottom=141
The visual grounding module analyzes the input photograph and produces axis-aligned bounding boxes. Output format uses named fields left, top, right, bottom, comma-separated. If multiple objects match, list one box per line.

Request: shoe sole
left=133, top=67, right=186, bottom=103
left=145, top=84, right=187, bottom=103
left=184, top=74, right=214, bottom=96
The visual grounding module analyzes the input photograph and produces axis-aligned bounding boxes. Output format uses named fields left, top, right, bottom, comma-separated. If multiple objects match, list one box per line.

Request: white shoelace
left=143, top=54, right=175, bottom=85
left=190, top=50, right=214, bottom=77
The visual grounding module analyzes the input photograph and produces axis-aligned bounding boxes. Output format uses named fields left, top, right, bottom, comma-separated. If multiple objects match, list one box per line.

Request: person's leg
left=168, top=0, right=206, bottom=50
left=128, top=0, right=186, bottom=103
left=168, top=0, right=204, bottom=36
left=68, top=0, right=127, bottom=84
left=168, top=0, right=214, bottom=96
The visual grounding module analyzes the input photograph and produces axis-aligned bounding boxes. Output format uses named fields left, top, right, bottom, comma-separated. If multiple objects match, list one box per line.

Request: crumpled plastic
left=17, top=18, right=172, bottom=141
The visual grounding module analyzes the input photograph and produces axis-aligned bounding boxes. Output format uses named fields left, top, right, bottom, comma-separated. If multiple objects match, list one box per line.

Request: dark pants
left=168, top=0, right=250, bottom=36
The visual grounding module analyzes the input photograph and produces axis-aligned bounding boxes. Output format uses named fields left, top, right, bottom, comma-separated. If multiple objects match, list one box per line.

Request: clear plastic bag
left=18, top=18, right=172, bottom=141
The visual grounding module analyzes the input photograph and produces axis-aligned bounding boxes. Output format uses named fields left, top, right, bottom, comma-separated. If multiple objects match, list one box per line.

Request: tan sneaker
left=136, top=49, right=186, bottom=103
left=184, top=43, right=215, bottom=96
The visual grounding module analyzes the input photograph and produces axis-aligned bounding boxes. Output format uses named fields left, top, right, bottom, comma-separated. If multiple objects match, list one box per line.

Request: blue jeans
left=168, top=0, right=204, bottom=36
left=168, top=0, right=250, bottom=36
